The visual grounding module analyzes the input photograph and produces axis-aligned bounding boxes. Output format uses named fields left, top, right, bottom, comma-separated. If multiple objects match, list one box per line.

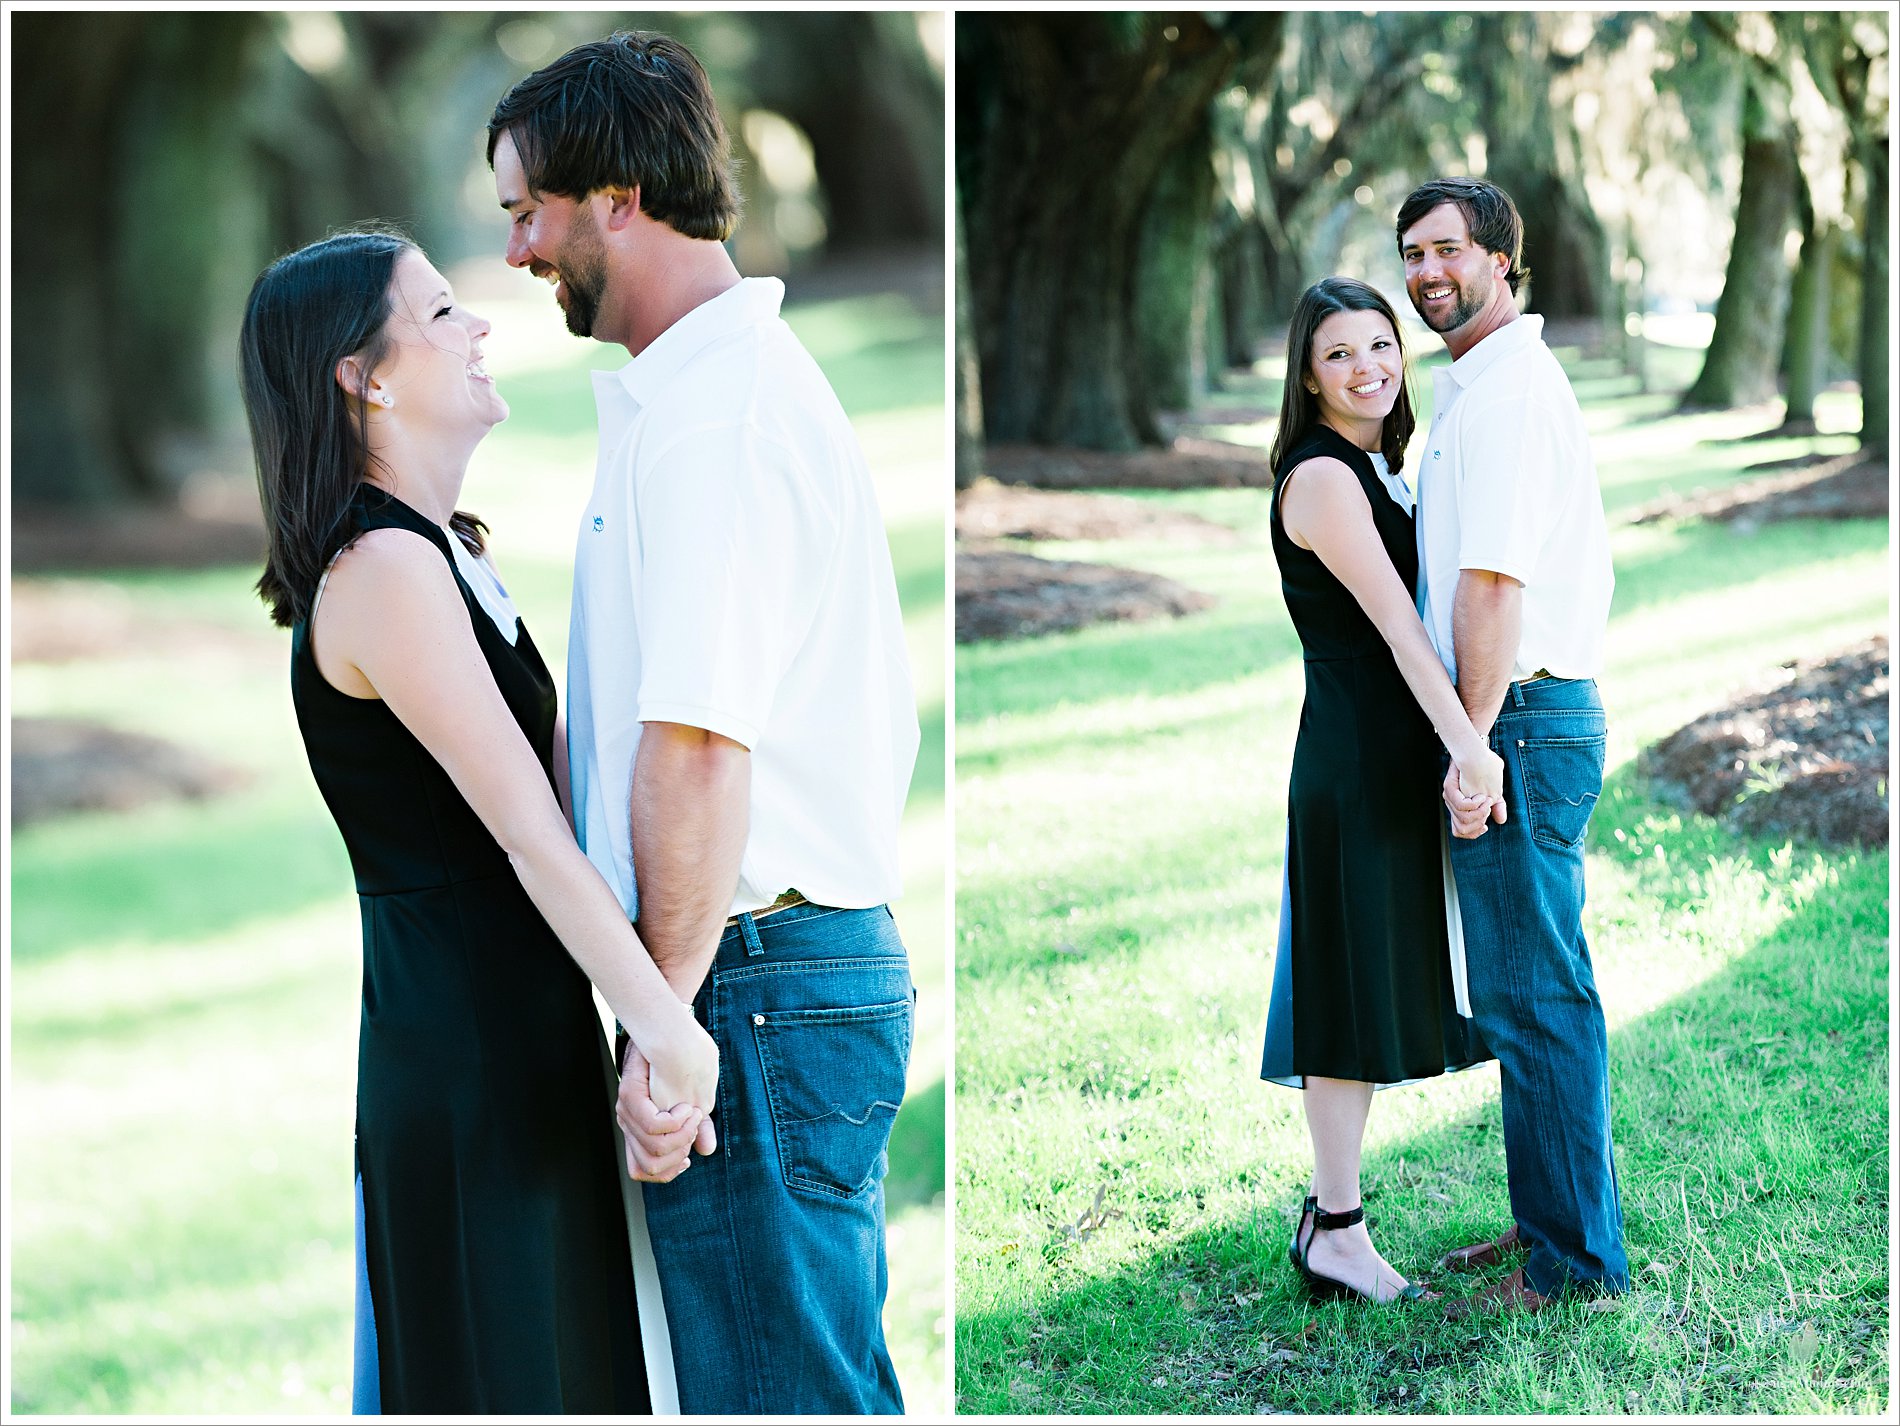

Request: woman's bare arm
left=313, top=527, right=717, bottom=1127
left=1279, top=457, right=1504, bottom=804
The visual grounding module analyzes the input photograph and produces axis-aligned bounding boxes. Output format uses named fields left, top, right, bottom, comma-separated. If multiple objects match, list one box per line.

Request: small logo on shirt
left=593, top=516, right=604, bottom=532
left=1432, top=450, right=1442, bottom=460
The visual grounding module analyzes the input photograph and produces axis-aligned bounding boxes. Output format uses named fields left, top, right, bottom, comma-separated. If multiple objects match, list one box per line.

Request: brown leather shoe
left=1436, top=1224, right=1522, bottom=1272
left=1443, top=1266, right=1551, bottom=1320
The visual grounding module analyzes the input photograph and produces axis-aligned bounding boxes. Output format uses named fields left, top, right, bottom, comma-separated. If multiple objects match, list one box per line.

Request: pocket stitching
left=1520, top=734, right=1605, bottom=851
left=753, top=997, right=912, bottom=1201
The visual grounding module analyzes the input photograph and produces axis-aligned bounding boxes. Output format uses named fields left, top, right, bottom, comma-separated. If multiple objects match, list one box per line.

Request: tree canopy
left=956, top=9, right=1890, bottom=470
left=10, top=11, right=945, bottom=507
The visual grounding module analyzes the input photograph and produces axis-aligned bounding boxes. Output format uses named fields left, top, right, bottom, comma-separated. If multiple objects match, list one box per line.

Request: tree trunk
left=749, top=12, right=944, bottom=251
left=955, top=200, right=984, bottom=489
left=1682, top=79, right=1801, bottom=410
left=1215, top=223, right=1269, bottom=372
left=1856, top=134, right=1888, bottom=455
left=1779, top=209, right=1834, bottom=432
left=1474, top=14, right=1609, bottom=319
left=10, top=13, right=262, bottom=506
left=1135, top=123, right=1216, bottom=412
left=960, top=13, right=1283, bottom=450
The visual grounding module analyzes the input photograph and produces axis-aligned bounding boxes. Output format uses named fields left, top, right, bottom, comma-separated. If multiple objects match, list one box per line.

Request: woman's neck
left=362, top=428, right=475, bottom=525
left=1318, top=413, right=1382, bottom=454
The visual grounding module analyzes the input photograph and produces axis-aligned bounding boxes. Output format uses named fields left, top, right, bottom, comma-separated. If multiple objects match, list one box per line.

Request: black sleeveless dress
left=1259, top=426, right=1490, bottom=1086
left=291, top=485, right=648, bottom=1412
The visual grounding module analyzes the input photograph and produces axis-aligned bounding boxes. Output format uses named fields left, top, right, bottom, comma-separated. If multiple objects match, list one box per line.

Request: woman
left=1258, top=276, right=1502, bottom=1304
left=238, top=229, right=714, bottom=1411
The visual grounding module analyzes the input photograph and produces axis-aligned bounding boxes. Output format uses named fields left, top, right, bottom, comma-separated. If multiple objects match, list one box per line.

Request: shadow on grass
left=957, top=859, right=1888, bottom=1413
left=955, top=689, right=1296, bottom=781
left=960, top=866, right=1270, bottom=987
left=959, top=612, right=1300, bottom=726
left=9, top=793, right=352, bottom=964
left=889, top=1074, right=948, bottom=1215
left=1606, top=516, right=1888, bottom=618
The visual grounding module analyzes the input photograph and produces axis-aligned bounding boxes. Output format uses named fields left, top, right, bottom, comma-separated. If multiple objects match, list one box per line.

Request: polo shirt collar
left=607, top=276, right=785, bottom=408
left=1447, top=312, right=1543, bottom=389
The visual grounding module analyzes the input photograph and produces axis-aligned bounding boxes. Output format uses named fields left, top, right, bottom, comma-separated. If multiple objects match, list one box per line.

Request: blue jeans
left=1447, top=677, right=1629, bottom=1298
left=638, top=902, right=912, bottom=1414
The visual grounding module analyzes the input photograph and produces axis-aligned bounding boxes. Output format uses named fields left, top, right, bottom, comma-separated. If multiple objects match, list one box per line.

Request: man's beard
left=555, top=214, right=609, bottom=338
left=1415, top=276, right=1490, bottom=335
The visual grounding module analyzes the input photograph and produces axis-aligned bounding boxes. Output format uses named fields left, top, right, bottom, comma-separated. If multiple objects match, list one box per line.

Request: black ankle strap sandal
left=1288, top=1194, right=1430, bottom=1304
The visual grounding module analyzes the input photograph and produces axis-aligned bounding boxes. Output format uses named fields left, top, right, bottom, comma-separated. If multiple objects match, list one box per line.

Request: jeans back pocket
left=753, top=998, right=913, bottom=1200
left=1519, top=733, right=1606, bottom=852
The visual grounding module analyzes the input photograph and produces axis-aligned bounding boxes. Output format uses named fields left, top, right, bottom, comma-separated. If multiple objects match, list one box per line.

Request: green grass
left=954, top=359, right=1890, bottom=1413
left=8, top=280, right=948, bottom=1414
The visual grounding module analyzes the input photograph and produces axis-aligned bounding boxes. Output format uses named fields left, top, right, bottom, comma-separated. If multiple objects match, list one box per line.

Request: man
left=1396, top=176, right=1627, bottom=1315
left=488, top=32, right=919, bottom=1413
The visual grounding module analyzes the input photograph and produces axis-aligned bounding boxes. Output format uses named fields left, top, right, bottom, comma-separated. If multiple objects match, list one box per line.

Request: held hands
left=616, top=1006, right=719, bottom=1183
left=1444, top=745, right=1508, bottom=840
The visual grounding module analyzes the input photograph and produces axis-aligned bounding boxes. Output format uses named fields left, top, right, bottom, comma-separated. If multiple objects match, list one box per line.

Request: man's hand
left=617, top=1043, right=717, bottom=1183
left=1444, top=763, right=1506, bottom=840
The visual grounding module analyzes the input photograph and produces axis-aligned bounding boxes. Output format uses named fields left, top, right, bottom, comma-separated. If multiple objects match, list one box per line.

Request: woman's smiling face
left=1307, top=307, right=1402, bottom=441
left=365, top=250, right=509, bottom=434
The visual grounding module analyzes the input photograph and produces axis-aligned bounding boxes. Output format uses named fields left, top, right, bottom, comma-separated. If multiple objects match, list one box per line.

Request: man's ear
left=602, top=184, right=643, bottom=232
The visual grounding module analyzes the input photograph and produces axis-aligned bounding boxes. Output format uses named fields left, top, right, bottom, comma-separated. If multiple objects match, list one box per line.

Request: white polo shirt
left=1416, top=314, right=1613, bottom=683
left=565, top=277, right=919, bottom=919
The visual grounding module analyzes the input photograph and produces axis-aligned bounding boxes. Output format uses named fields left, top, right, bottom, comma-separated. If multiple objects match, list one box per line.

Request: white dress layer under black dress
left=1259, top=426, right=1492, bottom=1088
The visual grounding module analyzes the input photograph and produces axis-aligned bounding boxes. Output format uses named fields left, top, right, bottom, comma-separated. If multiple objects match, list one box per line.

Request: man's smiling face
left=493, top=129, right=612, bottom=339
left=1399, top=201, right=1509, bottom=337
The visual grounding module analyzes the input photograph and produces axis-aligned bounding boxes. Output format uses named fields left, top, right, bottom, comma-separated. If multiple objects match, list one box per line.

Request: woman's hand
left=643, top=999, right=719, bottom=1116
left=1445, top=740, right=1507, bottom=840
left=617, top=1003, right=720, bottom=1182
left=1453, top=740, right=1505, bottom=805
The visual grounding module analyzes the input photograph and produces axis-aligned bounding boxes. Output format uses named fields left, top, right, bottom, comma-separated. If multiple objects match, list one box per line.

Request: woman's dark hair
left=1268, top=276, right=1416, bottom=475
left=1395, top=176, right=1528, bottom=296
left=486, top=31, right=739, bottom=241
left=239, top=228, right=485, bottom=627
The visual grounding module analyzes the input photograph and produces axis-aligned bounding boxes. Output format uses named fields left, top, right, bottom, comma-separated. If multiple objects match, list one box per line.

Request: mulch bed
left=1638, top=636, right=1889, bottom=848
left=983, top=437, right=1275, bottom=491
left=10, top=717, right=251, bottom=828
left=10, top=578, right=276, bottom=664
left=1627, top=449, right=1890, bottom=527
left=955, top=543, right=1215, bottom=644
left=11, top=504, right=267, bottom=574
left=956, top=481, right=1241, bottom=546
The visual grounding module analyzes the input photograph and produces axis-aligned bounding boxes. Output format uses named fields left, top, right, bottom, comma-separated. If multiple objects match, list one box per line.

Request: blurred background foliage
left=8, top=8, right=947, bottom=1415
left=955, top=10, right=1889, bottom=468
left=10, top=7, right=945, bottom=509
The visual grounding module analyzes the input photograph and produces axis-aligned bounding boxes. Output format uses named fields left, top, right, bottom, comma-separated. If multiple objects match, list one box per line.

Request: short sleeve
left=1454, top=393, right=1566, bottom=585
left=631, top=424, right=839, bottom=749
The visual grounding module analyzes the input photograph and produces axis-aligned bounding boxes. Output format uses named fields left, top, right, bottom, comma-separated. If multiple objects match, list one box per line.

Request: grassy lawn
left=7, top=266, right=948, bottom=1414
left=954, top=344, right=1890, bottom=1414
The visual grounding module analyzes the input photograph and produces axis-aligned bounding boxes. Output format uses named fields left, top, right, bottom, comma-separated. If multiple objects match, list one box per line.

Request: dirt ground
left=983, top=436, right=1275, bottom=491
left=955, top=542, right=1215, bottom=644
left=956, top=480, right=1241, bottom=545
left=1639, top=636, right=1889, bottom=848
left=1628, top=448, right=1890, bottom=527
left=11, top=504, right=267, bottom=575
left=10, top=578, right=273, bottom=826
left=10, top=716, right=250, bottom=828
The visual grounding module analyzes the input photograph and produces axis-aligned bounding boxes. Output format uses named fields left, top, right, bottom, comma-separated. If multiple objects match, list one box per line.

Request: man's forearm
left=1451, top=569, right=1524, bottom=739
left=630, top=722, right=751, bottom=1002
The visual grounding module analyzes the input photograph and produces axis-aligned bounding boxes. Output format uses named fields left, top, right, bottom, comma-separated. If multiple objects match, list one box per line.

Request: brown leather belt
left=724, top=889, right=806, bottom=928
left=1520, top=668, right=1554, bottom=683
